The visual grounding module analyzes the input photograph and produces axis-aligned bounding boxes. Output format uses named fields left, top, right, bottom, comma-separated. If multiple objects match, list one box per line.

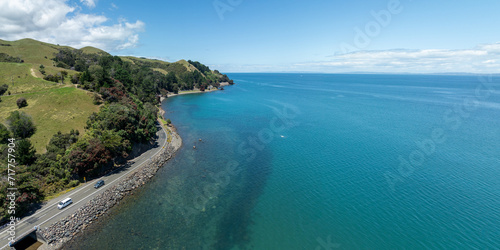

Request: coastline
left=37, top=106, right=182, bottom=249
left=160, top=82, right=231, bottom=102
left=36, top=86, right=224, bottom=249
left=162, top=88, right=219, bottom=101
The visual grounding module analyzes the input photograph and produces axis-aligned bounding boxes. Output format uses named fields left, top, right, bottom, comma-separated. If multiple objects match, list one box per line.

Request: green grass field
left=0, top=38, right=63, bottom=65
left=0, top=63, right=62, bottom=94
left=0, top=38, right=82, bottom=87
left=0, top=86, right=99, bottom=152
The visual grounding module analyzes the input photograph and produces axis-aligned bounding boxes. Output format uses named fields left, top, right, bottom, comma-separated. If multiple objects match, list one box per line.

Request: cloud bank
left=0, top=0, right=144, bottom=51
left=298, top=43, right=500, bottom=74
left=211, top=43, right=500, bottom=74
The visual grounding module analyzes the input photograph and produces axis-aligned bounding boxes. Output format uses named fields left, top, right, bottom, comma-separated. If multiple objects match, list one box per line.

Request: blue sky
left=1, top=0, right=500, bottom=73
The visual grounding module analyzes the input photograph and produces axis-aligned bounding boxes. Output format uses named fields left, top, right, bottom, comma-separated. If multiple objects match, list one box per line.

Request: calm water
left=67, top=74, right=500, bottom=249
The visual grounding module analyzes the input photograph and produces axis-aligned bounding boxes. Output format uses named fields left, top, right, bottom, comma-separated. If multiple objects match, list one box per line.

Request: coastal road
left=0, top=123, right=168, bottom=249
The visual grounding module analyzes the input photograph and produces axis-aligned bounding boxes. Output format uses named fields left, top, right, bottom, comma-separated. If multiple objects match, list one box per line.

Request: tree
left=15, top=139, right=37, bottom=165
left=6, top=111, right=36, bottom=139
left=16, top=97, right=28, bottom=108
left=0, top=123, right=10, bottom=143
left=68, top=138, right=112, bottom=176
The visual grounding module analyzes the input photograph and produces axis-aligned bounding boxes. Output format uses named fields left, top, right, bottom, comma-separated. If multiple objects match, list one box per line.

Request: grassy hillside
left=0, top=63, right=60, bottom=94
left=176, top=59, right=201, bottom=73
left=119, top=56, right=198, bottom=73
left=0, top=39, right=102, bottom=153
left=0, top=86, right=99, bottom=152
left=120, top=56, right=165, bottom=65
left=79, top=46, right=108, bottom=55
left=0, top=38, right=61, bottom=65
left=0, top=39, right=83, bottom=82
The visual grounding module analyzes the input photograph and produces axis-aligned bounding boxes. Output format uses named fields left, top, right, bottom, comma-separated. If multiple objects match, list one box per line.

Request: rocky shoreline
left=37, top=124, right=182, bottom=249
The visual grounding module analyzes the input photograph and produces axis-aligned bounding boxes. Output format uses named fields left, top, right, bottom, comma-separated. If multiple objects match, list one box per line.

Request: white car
left=57, top=198, right=72, bottom=209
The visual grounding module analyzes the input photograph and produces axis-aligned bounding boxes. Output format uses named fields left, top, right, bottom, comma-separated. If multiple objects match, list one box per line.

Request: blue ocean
left=67, top=74, right=500, bottom=249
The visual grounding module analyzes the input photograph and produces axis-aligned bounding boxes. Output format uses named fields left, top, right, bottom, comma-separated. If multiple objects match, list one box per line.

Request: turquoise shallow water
left=67, top=74, right=500, bottom=249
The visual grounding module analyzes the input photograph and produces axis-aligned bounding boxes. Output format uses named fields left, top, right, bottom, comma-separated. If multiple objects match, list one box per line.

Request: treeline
left=188, top=60, right=234, bottom=85
left=53, top=49, right=233, bottom=103
left=51, top=48, right=101, bottom=71
left=188, top=60, right=211, bottom=74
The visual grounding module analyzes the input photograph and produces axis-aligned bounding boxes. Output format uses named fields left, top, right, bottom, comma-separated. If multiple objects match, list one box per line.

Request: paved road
left=0, top=123, right=168, bottom=249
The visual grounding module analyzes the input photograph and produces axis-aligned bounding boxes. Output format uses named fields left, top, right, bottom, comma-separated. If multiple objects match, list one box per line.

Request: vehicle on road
left=94, top=180, right=105, bottom=189
left=57, top=198, right=72, bottom=209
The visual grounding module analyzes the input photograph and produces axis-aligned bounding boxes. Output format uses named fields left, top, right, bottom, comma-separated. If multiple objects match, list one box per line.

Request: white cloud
left=296, top=43, right=500, bottom=73
left=210, top=44, right=500, bottom=73
left=81, top=0, right=97, bottom=8
left=0, top=0, right=144, bottom=51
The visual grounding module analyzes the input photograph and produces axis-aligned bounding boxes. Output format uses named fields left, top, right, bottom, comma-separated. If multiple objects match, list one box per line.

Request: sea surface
left=67, top=74, right=500, bottom=249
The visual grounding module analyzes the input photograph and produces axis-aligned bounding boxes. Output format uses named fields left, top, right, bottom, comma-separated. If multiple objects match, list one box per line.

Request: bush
left=43, top=74, right=59, bottom=83
left=166, top=119, right=171, bottom=125
left=0, top=84, right=8, bottom=96
left=16, top=97, right=28, bottom=108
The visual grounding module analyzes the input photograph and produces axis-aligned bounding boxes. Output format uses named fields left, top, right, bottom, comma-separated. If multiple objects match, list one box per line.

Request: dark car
left=94, top=180, right=105, bottom=189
